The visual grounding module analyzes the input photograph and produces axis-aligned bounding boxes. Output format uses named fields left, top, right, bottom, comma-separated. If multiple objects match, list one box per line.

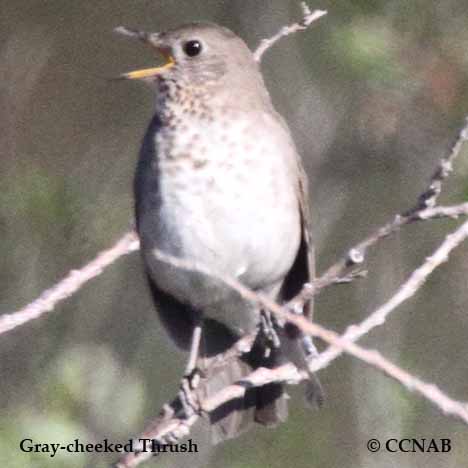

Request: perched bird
left=119, top=22, right=323, bottom=443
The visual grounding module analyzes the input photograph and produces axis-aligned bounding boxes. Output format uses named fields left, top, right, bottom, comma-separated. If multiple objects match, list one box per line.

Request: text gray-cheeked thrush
left=119, top=22, right=323, bottom=443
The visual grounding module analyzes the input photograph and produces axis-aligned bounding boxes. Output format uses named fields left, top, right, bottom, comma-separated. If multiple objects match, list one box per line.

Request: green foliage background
left=1, top=1, right=468, bottom=467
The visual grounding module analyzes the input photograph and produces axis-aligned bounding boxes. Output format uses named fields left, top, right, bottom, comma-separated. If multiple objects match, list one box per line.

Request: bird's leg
left=288, top=301, right=321, bottom=369
left=178, top=324, right=202, bottom=417
left=260, top=311, right=281, bottom=354
left=302, top=334, right=320, bottom=364
left=184, top=324, right=202, bottom=378
left=286, top=303, right=325, bottom=406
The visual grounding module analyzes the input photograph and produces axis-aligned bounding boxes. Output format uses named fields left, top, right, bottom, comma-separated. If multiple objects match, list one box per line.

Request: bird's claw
left=260, top=312, right=281, bottom=350
left=178, top=368, right=202, bottom=417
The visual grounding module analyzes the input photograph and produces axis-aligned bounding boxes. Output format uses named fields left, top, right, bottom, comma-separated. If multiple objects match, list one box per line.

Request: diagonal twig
left=0, top=232, right=139, bottom=335
left=311, top=218, right=468, bottom=370
left=3, top=199, right=468, bottom=338
left=0, top=2, right=327, bottom=338
left=115, top=219, right=468, bottom=467
left=405, top=117, right=468, bottom=214
left=253, top=4, right=327, bottom=62
left=293, top=116, right=468, bottom=303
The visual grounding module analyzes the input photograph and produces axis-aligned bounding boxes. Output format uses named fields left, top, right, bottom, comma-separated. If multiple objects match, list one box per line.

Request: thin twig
left=294, top=119, right=468, bottom=303
left=0, top=5, right=465, bottom=465
left=291, top=316, right=468, bottom=425
left=405, top=117, right=468, bottom=214
left=0, top=3, right=329, bottom=338
left=115, top=363, right=305, bottom=468
left=3, top=10, right=468, bottom=338
left=0, top=232, right=139, bottom=335
left=116, top=221, right=468, bottom=467
left=415, top=202, right=468, bottom=220
left=253, top=4, right=327, bottom=62
left=4, top=200, right=467, bottom=338
left=116, top=319, right=468, bottom=467
left=311, top=218, right=468, bottom=371
left=156, top=227, right=468, bottom=424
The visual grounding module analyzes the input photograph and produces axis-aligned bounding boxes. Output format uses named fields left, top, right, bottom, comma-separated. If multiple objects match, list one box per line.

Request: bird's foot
left=178, top=368, right=202, bottom=417
left=302, top=335, right=320, bottom=366
left=260, top=312, right=281, bottom=351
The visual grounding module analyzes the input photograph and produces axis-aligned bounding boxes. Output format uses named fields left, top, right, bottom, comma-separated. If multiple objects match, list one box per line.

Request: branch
left=290, top=203, right=468, bottom=306
left=0, top=232, right=139, bottom=335
left=116, top=330, right=468, bottom=467
left=115, top=363, right=305, bottom=468
left=1, top=6, right=466, bottom=468
left=253, top=3, right=327, bottom=62
left=294, top=117, right=468, bottom=303
left=4, top=201, right=467, bottom=339
left=416, top=202, right=468, bottom=220
left=406, top=117, right=468, bottom=214
left=293, top=317, right=468, bottom=425
left=114, top=222, right=468, bottom=466
left=3, top=10, right=468, bottom=338
left=157, top=225, right=468, bottom=421
left=311, top=218, right=468, bottom=370
left=0, top=3, right=327, bottom=336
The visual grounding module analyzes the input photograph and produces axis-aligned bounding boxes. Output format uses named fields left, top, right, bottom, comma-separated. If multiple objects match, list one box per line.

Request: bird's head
left=116, top=23, right=270, bottom=110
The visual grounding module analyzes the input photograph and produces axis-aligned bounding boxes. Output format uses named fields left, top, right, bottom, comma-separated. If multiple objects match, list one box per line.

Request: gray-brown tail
left=197, top=338, right=288, bottom=444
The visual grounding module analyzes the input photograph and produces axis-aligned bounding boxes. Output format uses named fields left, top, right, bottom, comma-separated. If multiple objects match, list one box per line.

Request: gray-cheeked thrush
left=118, top=22, right=323, bottom=443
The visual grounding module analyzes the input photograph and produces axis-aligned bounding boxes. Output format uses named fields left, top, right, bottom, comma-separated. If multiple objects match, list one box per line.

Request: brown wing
left=278, top=153, right=324, bottom=406
left=279, top=154, right=315, bottom=319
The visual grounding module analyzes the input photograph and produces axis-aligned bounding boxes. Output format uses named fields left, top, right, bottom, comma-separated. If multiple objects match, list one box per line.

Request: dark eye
left=183, top=40, right=202, bottom=57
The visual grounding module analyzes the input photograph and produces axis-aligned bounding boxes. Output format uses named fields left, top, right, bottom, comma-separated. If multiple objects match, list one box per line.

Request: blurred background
left=1, top=1, right=468, bottom=467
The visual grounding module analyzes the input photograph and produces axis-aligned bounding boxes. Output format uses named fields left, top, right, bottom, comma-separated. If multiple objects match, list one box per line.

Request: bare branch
left=155, top=237, right=468, bottom=424
left=6, top=12, right=468, bottom=467
left=147, top=214, right=468, bottom=393
left=0, top=5, right=329, bottom=337
left=115, top=221, right=468, bottom=467
left=201, top=364, right=304, bottom=413
left=2, top=202, right=468, bottom=339
left=3, top=14, right=467, bottom=342
left=406, top=117, right=468, bottom=214
left=311, top=218, right=468, bottom=371
left=0, top=232, right=139, bottom=335
left=291, top=315, right=468, bottom=425
left=294, top=118, right=468, bottom=302
left=253, top=4, right=327, bottom=62
left=114, top=4, right=327, bottom=65
left=3, top=7, right=468, bottom=468
left=116, top=338, right=468, bottom=467
left=415, top=202, right=468, bottom=220
left=114, top=363, right=305, bottom=468
left=116, top=320, right=468, bottom=467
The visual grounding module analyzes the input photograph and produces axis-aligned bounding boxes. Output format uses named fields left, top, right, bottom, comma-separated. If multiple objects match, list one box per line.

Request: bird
left=118, top=22, right=323, bottom=443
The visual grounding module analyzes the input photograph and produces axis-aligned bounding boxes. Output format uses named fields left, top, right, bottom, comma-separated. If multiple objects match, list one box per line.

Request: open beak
left=114, top=26, right=175, bottom=80
left=119, top=56, right=175, bottom=80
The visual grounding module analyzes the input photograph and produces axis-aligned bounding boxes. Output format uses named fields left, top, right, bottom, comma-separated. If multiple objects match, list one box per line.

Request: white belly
left=141, top=110, right=301, bottom=310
